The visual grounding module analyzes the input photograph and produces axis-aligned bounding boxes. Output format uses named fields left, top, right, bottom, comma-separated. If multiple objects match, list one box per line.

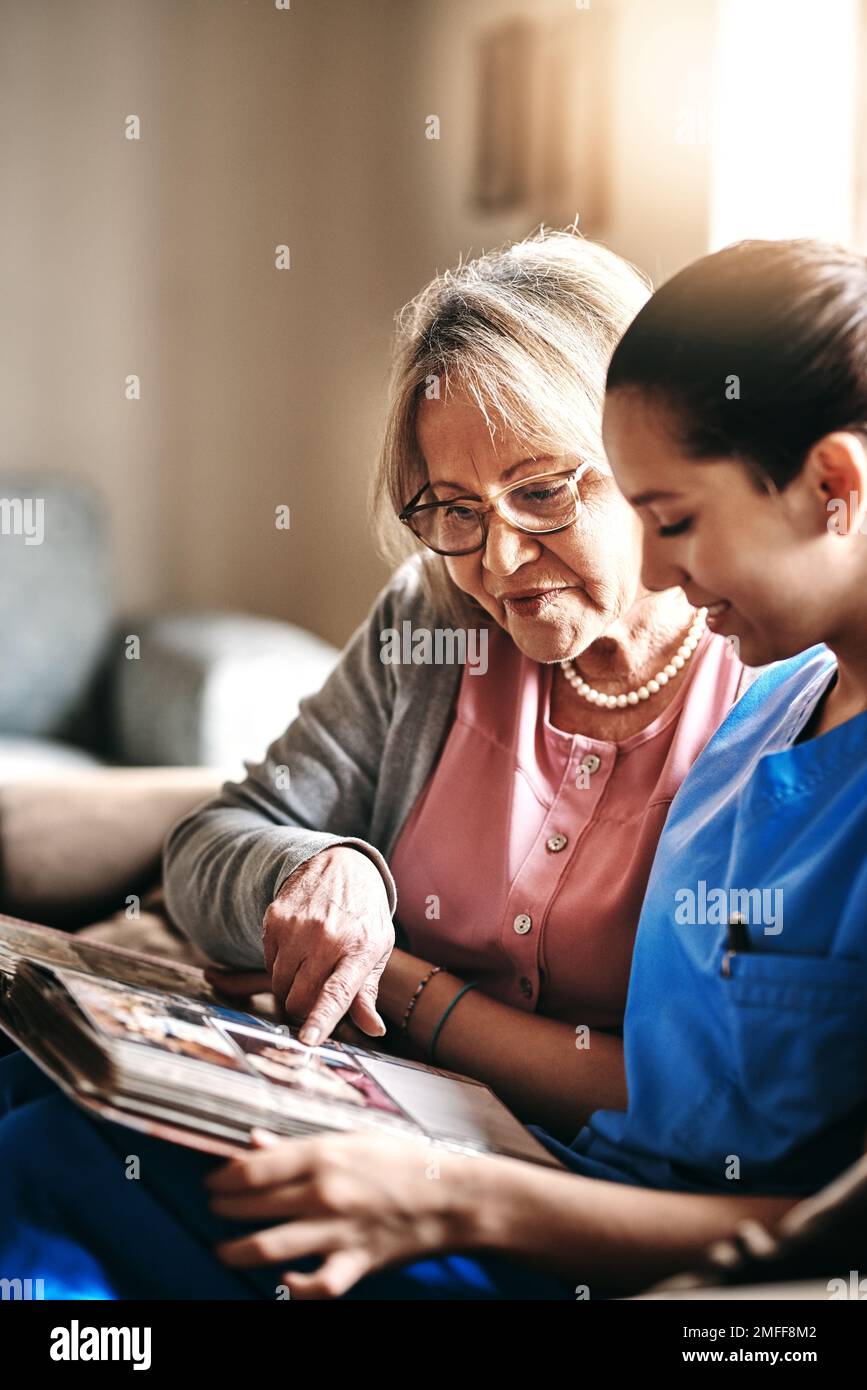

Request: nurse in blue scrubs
left=2, top=235, right=867, bottom=1299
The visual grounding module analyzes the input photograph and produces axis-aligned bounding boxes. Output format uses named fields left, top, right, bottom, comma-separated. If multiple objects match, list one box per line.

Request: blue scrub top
left=533, top=645, right=867, bottom=1196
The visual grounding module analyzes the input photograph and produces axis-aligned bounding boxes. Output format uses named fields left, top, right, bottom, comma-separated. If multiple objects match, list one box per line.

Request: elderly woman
left=163, top=230, right=748, bottom=1138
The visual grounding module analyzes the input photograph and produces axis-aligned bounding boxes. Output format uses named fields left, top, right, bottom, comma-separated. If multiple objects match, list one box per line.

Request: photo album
left=0, top=914, right=561, bottom=1169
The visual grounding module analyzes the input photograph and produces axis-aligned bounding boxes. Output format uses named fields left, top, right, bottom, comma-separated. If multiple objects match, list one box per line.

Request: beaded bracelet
left=400, top=965, right=442, bottom=1036
left=428, top=981, right=478, bottom=1064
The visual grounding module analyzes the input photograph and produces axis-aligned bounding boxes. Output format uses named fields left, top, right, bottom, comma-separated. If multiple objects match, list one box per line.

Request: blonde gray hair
left=372, top=226, right=652, bottom=623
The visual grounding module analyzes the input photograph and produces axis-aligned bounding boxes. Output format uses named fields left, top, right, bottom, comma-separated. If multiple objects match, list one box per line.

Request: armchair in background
left=0, top=474, right=339, bottom=936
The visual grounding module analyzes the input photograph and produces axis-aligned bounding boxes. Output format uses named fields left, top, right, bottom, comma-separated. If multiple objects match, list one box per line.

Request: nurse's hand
left=205, top=1130, right=489, bottom=1298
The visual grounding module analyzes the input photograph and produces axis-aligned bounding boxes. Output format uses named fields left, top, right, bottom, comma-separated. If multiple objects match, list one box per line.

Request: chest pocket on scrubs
left=722, top=949, right=867, bottom=1140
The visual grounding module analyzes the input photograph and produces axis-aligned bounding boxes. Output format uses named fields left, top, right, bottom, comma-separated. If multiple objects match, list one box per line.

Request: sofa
left=0, top=472, right=339, bottom=939
left=0, top=474, right=340, bottom=781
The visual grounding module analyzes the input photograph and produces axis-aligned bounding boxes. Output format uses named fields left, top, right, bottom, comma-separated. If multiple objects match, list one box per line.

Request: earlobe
left=807, top=433, right=867, bottom=537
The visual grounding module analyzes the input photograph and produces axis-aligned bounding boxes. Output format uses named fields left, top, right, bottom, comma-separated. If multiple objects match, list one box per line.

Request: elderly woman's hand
left=206, top=846, right=394, bottom=1046
left=264, top=847, right=395, bottom=1045
left=205, top=1130, right=487, bottom=1298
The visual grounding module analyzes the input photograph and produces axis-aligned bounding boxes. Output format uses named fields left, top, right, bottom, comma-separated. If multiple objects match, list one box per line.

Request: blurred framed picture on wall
left=472, top=9, right=613, bottom=234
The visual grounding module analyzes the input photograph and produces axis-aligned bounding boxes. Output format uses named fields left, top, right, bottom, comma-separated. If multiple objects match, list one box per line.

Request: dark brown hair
left=606, top=238, right=867, bottom=489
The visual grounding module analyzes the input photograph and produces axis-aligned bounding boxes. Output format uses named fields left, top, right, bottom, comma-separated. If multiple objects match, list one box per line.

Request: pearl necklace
left=559, top=609, right=707, bottom=709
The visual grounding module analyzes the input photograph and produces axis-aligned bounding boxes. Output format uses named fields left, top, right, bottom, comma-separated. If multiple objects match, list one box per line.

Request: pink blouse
left=389, top=627, right=743, bottom=1030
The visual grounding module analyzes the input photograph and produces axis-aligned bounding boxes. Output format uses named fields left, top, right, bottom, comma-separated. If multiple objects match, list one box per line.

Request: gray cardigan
left=163, top=555, right=760, bottom=969
left=163, top=557, right=463, bottom=967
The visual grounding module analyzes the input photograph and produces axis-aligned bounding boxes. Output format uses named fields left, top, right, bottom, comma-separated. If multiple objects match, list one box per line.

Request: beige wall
left=0, top=0, right=715, bottom=647
left=383, top=0, right=714, bottom=283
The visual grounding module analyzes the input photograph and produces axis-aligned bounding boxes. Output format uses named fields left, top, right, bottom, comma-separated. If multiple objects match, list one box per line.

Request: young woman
left=1, top=236, right=866, bottom=1300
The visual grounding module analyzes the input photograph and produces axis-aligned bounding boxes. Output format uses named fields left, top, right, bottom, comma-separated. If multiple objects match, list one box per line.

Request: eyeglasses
left=399, top=461, right=596, bottom=556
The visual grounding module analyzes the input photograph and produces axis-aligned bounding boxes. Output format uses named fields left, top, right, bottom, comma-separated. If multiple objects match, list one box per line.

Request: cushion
left=0, top=767, right=222, bottom=928
left=0, top=478, right=113, bottom=738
